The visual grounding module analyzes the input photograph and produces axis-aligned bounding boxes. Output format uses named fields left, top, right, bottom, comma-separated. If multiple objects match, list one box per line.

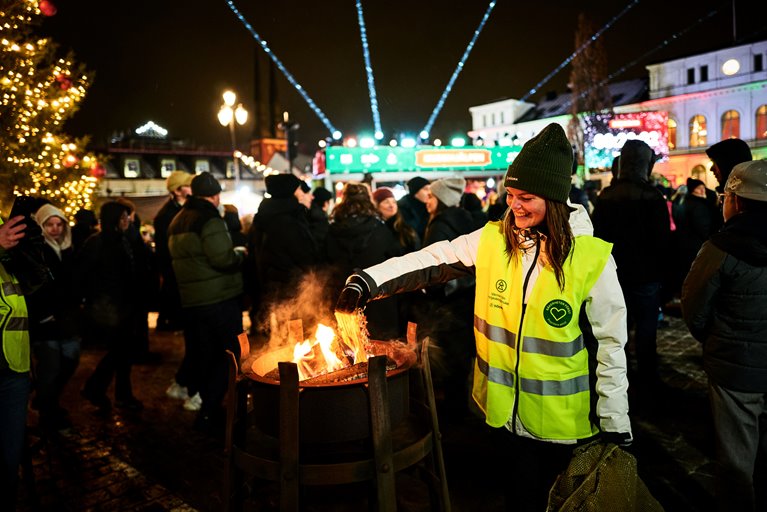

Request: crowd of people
left=1, top=128, right=765, bottom=510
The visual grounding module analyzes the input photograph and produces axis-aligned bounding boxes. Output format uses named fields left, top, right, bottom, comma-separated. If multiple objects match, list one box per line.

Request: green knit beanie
left=504, top=123, right=573, bottom=203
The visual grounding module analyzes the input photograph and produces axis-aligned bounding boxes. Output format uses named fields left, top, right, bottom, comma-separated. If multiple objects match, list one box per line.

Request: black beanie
left=705, top=138, right=752, bottom=175
left=265, top=173, right=301, bottom=199
left=407, top=176, right=430, bottom=195
left=504, top=123, right=572, bottom=203
left=191, top=171, right=222, bottom=197
left=312, top=187, right=333, bottom=204
left=686, top=178, right=704, bottom=192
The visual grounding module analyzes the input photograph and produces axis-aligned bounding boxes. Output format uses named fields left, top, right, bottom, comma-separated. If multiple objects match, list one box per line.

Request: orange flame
left=289, top=315, right=369, bottom=381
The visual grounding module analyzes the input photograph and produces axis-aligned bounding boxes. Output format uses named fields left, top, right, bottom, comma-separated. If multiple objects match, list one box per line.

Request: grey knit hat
left=504, top=123, right=572, bottom=203
left=430, top=177, right=466, bottom=207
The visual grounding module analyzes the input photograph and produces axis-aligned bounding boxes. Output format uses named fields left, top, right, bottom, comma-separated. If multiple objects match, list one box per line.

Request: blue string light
left=355, top=0, right=383, bottom=139
left=225, top=0, right=340, bottom=137
left=520, top=0, right=639, bottom=102
left=562, top=5, right=721, bottom=111
left=421, top=0, right=497, bottom=138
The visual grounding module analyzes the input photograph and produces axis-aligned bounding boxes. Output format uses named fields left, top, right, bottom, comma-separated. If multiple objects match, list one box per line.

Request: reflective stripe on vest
left=0, top=260, right=30, bottom=373
left=472, top=221, right=611, bottom=440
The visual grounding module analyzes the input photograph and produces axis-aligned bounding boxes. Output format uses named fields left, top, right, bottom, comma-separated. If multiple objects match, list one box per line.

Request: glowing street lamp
left=217, top=90, right=248, bottom=189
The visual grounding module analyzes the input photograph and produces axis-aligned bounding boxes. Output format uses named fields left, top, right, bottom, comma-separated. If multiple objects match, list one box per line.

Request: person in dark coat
left=222, top=204, right=247, bottom=248
left=153, top=170, right=193, bottom=332
left=308, top=186, right=332, bottom=252
left=372, top=187, right=420, bottom=254
left=422, top=177, right=477, bottom=421
left=397, top=176, right=430, bottom=240
left=706, top=138, right=752, bottom=193
left=676, top=178, right=721, bottom=273
left=682, top=160, right=767, bottom=512
left=592, top=139, right=671, bottom=390
left=247, top=173, right=320, bottom=339
left=77, top=201, right=144, bottom=411
left=70, top=208, right=97, bottom=254
left=326, top=183, right=403, bottom=339
left=26, top=204, right=81, bottom=432
left=459, top=191, right=488, bottom=230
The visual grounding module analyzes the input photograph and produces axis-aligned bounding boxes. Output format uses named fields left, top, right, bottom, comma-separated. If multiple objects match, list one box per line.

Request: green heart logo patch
left=543, top=299, right=573, bottom=328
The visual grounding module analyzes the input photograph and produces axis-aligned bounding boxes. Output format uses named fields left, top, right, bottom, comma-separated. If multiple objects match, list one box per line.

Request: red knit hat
left=372, top=187, right=395, bottom=205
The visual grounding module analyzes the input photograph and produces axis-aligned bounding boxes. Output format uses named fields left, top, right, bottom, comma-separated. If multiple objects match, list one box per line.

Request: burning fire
left=289, top=311, right=369, bottom=381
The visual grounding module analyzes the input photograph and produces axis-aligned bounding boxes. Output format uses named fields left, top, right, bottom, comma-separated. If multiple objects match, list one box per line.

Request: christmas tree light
left=0, top=0, right=100, bottom=218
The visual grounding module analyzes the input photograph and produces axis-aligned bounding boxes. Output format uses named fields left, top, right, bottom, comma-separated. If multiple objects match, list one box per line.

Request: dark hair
left=99, top=201, right=131, bottom=235
left=330, top=182, right=377, bottom=221
left=737, top=196, right=767, bottom=213
left=391, top=213, right=419, bottom=249
left=502, top=199, right=573, bottom=290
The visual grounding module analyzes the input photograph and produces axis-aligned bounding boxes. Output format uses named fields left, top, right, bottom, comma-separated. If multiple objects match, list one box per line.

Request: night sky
left=43, top=0, right=766, bottom=152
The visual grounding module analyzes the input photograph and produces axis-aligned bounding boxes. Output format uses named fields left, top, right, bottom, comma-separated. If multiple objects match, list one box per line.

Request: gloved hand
left=601, top=431, right=633, bottom=447
left=335, top=274, right=371, bottom=313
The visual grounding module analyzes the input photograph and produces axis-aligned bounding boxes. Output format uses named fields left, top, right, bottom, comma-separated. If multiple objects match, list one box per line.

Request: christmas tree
left=0, top=0, right=101, bottom=217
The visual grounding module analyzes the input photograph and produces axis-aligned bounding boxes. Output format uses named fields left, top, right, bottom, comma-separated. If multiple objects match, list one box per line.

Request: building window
left=160, top=159, right=176, bottom=178
left=687, top=68, right=695, bottom=84
left=226, top=161, right=235, bottom=178
left=195, top=160, right=210, bottom=174
left=756, top=105, right=767, bottom=140
left=755, top=54, right=764, bottom=72
left=721, top=110, right=740, bottom=139
left=482, top=114, right=487, bottom=128
left=689, top=115, right=707, bottom=147
left=123, top=158, right=140, bottom=178
left=491, top=113, right=496, bottom=126
left=668, top=118, right=677, bottom=150
left=500, top=111, right=505, bottom=124
left=700, top=65, right=708, bottom=82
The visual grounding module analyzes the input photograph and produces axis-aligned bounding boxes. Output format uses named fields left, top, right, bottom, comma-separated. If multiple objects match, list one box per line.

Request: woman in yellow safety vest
left=336, top=123, right=632, bottom=511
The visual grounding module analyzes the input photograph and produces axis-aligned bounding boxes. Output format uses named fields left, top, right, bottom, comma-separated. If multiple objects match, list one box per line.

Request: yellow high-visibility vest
left=0, top=237, right=30, bottom=372
left=473, top=222, right=611, bottom=440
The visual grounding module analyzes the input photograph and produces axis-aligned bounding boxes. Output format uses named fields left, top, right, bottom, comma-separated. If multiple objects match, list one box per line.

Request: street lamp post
left=217, top=90, right=248, bottom=189
left=278, top=111, right=299, bottom=174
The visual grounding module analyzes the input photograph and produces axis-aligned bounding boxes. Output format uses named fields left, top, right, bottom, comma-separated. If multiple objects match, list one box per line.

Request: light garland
left=0, top=0, right=100, bottom=216
left=355, top=0, right=382, bottom=138
left=421, top=0, right=497, bottom=138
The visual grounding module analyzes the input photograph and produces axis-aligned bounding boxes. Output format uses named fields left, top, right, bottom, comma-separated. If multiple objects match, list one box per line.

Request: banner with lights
left=583, top=111, right=669, bottom=169
left=325, top=146, right=522, bottom=173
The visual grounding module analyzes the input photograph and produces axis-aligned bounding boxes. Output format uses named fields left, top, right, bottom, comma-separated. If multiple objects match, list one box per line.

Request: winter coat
left=397, top=194, right=429, bottom=240
left=676, top=194, right=721, bottom=273
left=682, top=209, right=767, bottom=392
left=247, top=197, right=319, bottom=303
left=168, top=196, right=244, bottom=308
left=153, top=197, right=183, bottom=277
left=326, top=215, right=402, bottom=339
left=26, top=204, right=80, bottom=341
left=308, top=205, right=330, bottom=252
left=592, top=170, right=671, bottom=286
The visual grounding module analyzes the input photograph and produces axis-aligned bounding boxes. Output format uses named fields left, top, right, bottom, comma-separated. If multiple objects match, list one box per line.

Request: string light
left=355, top=0, right=382, bottom=138
left=225, top=0, right=340, bottom=137
left=1, top=0, right=100, bottom=215
left=519, top=0, right=639, bottom=102
left=561, top=5, right=722, bottom=112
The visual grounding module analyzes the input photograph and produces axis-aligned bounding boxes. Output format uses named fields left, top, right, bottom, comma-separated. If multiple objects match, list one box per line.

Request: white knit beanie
left=430, top=177, right=466, bottom=207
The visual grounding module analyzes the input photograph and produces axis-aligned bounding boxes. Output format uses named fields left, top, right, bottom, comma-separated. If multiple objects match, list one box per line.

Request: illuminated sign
left=325, top=146, right=520, bottom=173
left=583, top=111, right=669, bottom=169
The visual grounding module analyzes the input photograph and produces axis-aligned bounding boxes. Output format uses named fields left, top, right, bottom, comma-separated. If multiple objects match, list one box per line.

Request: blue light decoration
left=225, top=0, right=340, bottom=137
left=519, top=0, right=639, bottom=103
left=562, top=5, right=721, bottom=112
left=355, top=0, right=383, bottom=139
left=421, top=1, right=497, bottom=137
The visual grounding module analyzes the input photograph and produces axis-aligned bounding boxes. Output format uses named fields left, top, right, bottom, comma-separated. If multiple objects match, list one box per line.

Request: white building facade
left=469, top=40, right=767, bottom=187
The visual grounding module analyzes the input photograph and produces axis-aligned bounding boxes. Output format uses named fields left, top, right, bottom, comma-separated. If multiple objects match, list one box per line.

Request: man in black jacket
left=705, top=138, right=752, bottom=193
left=397, top=176, right=430, bottom=240
left=592, top=139, right=671, bottom=388
left=682, top=160, right=767, bottom=512
left=153, top=170, right=193, bottom=332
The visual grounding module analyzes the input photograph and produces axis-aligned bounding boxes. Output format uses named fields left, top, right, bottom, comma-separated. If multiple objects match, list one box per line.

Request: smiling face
left=377, top=197, right=398, bottom=220
left=506, top=187, right=547, bottom=229
left=425, top=189, right=439, bottom=215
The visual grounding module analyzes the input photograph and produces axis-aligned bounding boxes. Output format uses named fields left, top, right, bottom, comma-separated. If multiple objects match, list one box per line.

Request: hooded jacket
left=682, top=209, right=767, bottom=392
left=592, top=148, right=671, bottom=285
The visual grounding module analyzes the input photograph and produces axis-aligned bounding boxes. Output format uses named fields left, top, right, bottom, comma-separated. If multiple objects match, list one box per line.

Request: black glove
left=335, top=274, right=371, bottom=313
left=601, top=431, right=633, bottom=447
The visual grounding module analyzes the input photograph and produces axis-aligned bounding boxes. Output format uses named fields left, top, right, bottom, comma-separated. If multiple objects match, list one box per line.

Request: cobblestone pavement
left=16, top=311, right=718, bottom=511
